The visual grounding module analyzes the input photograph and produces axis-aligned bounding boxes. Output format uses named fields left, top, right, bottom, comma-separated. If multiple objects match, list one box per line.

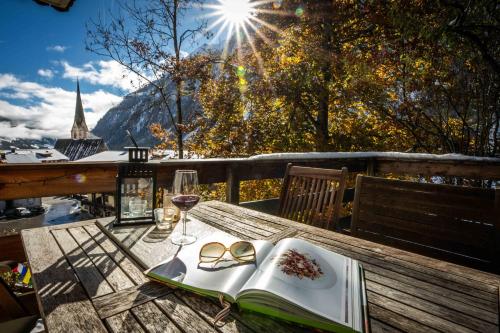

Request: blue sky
left=0, top=0, right=222, bottom=140
left=0, top=0, right=118, bottom=94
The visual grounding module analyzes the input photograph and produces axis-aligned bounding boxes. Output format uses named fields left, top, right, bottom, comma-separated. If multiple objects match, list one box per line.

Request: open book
left=146, top=232, right=368, bottom=333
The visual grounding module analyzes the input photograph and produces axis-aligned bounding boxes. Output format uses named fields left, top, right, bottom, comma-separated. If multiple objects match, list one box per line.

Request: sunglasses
left=199, top=241, right=256, bottom=264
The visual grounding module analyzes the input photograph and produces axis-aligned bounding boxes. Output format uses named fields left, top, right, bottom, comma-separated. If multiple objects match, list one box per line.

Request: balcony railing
left=1, top=152, right=499, bottom=203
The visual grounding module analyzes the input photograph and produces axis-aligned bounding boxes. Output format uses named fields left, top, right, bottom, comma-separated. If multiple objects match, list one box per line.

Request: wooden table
left=21, top=201, right=499, bottom=333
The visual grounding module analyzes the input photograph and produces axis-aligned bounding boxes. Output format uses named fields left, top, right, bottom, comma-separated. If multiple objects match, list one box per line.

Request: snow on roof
left=76, top=150, right=129, bottom=162
left=5, top=153, right=41, bottom=164
left=2, top=149, right=68, bottom=163
left=249, top=152, right=500, bottom=162
left=33, top=149, right=69, bottom=162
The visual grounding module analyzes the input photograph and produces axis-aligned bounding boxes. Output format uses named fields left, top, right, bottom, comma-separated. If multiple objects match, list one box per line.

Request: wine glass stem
left=181, top=211, right=187, bottom=236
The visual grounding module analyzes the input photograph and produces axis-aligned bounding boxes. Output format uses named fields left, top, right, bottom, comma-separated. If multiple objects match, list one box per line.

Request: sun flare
left=202, top=0, right=290, bottom=72
left=216, top=0, right=255, bottom=26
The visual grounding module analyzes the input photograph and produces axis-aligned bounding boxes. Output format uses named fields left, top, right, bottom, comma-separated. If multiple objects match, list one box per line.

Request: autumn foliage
left=142, top=1, right=500, bottom=199
left=184, top=0, right=499, bottom=158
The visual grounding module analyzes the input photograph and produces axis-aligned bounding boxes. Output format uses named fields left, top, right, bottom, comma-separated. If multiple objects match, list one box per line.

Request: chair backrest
left=351, top=175, right=500, bottom=272
left=278, top=164, right=348, bottom=230
left=0, top=274, right=28, bottom=321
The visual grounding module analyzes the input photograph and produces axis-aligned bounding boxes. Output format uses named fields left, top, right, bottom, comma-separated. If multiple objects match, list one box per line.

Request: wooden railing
left=1, top=152, right=499, bottom=202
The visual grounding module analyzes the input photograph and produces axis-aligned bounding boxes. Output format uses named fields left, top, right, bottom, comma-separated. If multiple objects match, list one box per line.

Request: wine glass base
left=171, top=233, right=197, bottom=245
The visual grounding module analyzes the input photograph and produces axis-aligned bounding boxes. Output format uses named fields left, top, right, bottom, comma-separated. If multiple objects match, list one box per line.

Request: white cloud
left=0, top=74, right=122, bottom=140
left=46, top=45, right=68, bottom=53
left=61, top=60, right=148, bottom=92
left=37, top=68, right=54, bottom=79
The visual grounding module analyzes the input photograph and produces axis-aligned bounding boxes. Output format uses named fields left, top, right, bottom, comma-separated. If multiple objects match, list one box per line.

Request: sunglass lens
left=230, top=242, right=255, bottom=261
left=200, top=243, right=225, bottom=262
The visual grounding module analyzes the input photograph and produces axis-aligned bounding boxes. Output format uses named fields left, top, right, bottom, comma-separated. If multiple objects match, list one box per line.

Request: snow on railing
left=250, top=151, right=500, bottom=162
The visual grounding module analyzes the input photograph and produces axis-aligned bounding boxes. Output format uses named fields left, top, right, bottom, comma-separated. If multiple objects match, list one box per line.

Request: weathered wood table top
left=21, top=201, right=500, bottom=333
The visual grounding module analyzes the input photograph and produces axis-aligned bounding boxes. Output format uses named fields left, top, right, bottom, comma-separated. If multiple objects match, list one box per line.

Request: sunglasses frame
left=199, top=241, right=256, bottom=264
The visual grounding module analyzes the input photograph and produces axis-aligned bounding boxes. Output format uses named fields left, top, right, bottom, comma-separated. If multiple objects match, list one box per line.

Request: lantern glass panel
left=120, top=176, right=154, bottom=219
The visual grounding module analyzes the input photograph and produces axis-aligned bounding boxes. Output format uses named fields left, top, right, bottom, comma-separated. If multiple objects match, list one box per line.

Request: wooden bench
left=351, top=175, right=500, bottom=272
left=278, top=164, right=348, bottom=230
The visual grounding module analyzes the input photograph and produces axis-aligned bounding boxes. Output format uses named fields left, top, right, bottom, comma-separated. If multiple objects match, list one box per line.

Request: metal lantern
left=114, top=147, right=157, bottom=226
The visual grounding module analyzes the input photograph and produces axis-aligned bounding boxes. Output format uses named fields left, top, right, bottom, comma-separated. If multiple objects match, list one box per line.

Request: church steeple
left=71, top=79, right=89, bottom=139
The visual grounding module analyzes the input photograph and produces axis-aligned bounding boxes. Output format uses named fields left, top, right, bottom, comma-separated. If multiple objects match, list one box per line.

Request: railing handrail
left=248, top=151, right=500, bottom=162
left=1, top=151, right=499, bottom=166
left=1, top=152, right=499, bottom=201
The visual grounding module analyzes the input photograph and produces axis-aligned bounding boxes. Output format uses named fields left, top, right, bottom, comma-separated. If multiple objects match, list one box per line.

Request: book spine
left=359, top=264, right=370, bottom=333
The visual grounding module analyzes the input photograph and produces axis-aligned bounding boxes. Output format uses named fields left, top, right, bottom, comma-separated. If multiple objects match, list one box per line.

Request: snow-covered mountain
left=92, top=79, right=197, bottom=150
left=92, top=42, right=227, bottom=149
left=0, top=137, right=56, bottom=150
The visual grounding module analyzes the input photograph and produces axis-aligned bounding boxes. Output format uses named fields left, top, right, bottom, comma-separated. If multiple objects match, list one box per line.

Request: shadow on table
left=143, top=227, right=173, bottom=243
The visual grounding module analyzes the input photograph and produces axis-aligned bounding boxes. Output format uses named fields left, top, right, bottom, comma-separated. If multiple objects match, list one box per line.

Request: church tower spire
left=71, top=79, right=89, bottom=139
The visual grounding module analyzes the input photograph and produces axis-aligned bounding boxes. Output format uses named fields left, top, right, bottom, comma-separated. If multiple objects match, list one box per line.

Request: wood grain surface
left=21, top=201, right=500, bottom=333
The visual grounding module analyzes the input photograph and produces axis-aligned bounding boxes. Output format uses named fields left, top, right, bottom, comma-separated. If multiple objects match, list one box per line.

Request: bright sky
left=0, top=0, right=223, bottom=141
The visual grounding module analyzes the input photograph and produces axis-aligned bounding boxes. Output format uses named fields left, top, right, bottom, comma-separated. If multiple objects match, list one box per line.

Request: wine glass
left=170, top=170, right=200, bottom=245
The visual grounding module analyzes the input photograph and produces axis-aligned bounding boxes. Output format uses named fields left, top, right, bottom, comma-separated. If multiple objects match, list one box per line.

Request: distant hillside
left=0, top=115, right=56, bottom=150
left=0, top=137, right=56, bottom=150
left=92, top=79, right=196, bottom=150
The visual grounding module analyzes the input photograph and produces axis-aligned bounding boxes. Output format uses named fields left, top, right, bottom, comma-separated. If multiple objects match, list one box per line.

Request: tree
left=363, top=1, right=500, bottom=156
left=193, top=0, right=498, bottom=157
left=86, top=0, right=209, bottom=158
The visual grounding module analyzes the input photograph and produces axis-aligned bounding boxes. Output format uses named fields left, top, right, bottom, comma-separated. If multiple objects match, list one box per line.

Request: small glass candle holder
left=163, top=188, right=180, bottom=223
left=129, top=197, right=147, bottom=217
left=154, top=208, right=172, bottom=231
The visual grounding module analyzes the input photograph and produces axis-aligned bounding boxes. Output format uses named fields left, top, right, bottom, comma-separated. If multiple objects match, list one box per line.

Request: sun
left=215, top=0, right=256, bottom=26
left=202, top=0, right=288, bottom=72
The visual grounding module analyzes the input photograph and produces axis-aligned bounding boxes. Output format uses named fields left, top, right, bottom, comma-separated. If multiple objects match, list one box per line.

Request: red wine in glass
left=171, top=170, right=199, bottom=246
left=171, top=195, right=200, bottom=211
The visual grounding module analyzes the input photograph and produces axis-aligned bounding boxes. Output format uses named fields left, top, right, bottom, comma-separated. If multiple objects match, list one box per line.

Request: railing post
left=494, top=187, right=500, bottom=273
left=366, top=158, right=376, bottom=176
left=226, top=165, right=240, bottom=204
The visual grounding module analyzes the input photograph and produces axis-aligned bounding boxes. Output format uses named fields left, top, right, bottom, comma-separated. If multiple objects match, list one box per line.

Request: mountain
left=92, top=80, right=197, bottom=150
left=0, top=137, right=56, bottom=150
left=91, top=42, right=227, bottom=150
left=0, top=116, right=55, bottom=149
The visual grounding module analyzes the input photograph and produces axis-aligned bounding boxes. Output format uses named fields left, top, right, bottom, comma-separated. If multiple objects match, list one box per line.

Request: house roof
left=54, top=138, right=108, bottom=161
left=32, top=149, right=69, bottom=162
left=1, top=149, right=68, bottom=163
left=77, top=150, right=129, bottom=162
left=5, top=153, right=41, bottom=164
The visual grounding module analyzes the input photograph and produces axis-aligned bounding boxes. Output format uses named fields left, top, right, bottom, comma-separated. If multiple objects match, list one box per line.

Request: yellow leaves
left=388, top=90, right=398, bottom=101
left=326, top=101, right=411, bottom=152
left=273, top=98, right=284, bottom=109
left=283, top=55, right=302, bottom=66
left=445, top=118, right=466, bottom=139
left=375, top=64, right=391, bottom=80
left=413, top=58, right=430, bottom=73
left=238, top=77, right=248, bottom=92
left=240, top=179, right=282, bottom=202
left=342, top=43, right=354, bottom=52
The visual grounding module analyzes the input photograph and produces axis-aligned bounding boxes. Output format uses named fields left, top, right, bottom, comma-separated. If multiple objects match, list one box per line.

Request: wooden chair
left=278, top=164, right=348, bottom=230
left=0, top=235, right=41, bottom=332
left=351, top=175, right=500, bottom=272
left=0, top=273, right=29, bottom=322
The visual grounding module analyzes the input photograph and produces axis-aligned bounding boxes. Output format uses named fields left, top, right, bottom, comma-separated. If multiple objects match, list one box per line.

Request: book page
left=146, top=232, right=274, bottom=300
left=238, top=238, right=353, bottom=326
